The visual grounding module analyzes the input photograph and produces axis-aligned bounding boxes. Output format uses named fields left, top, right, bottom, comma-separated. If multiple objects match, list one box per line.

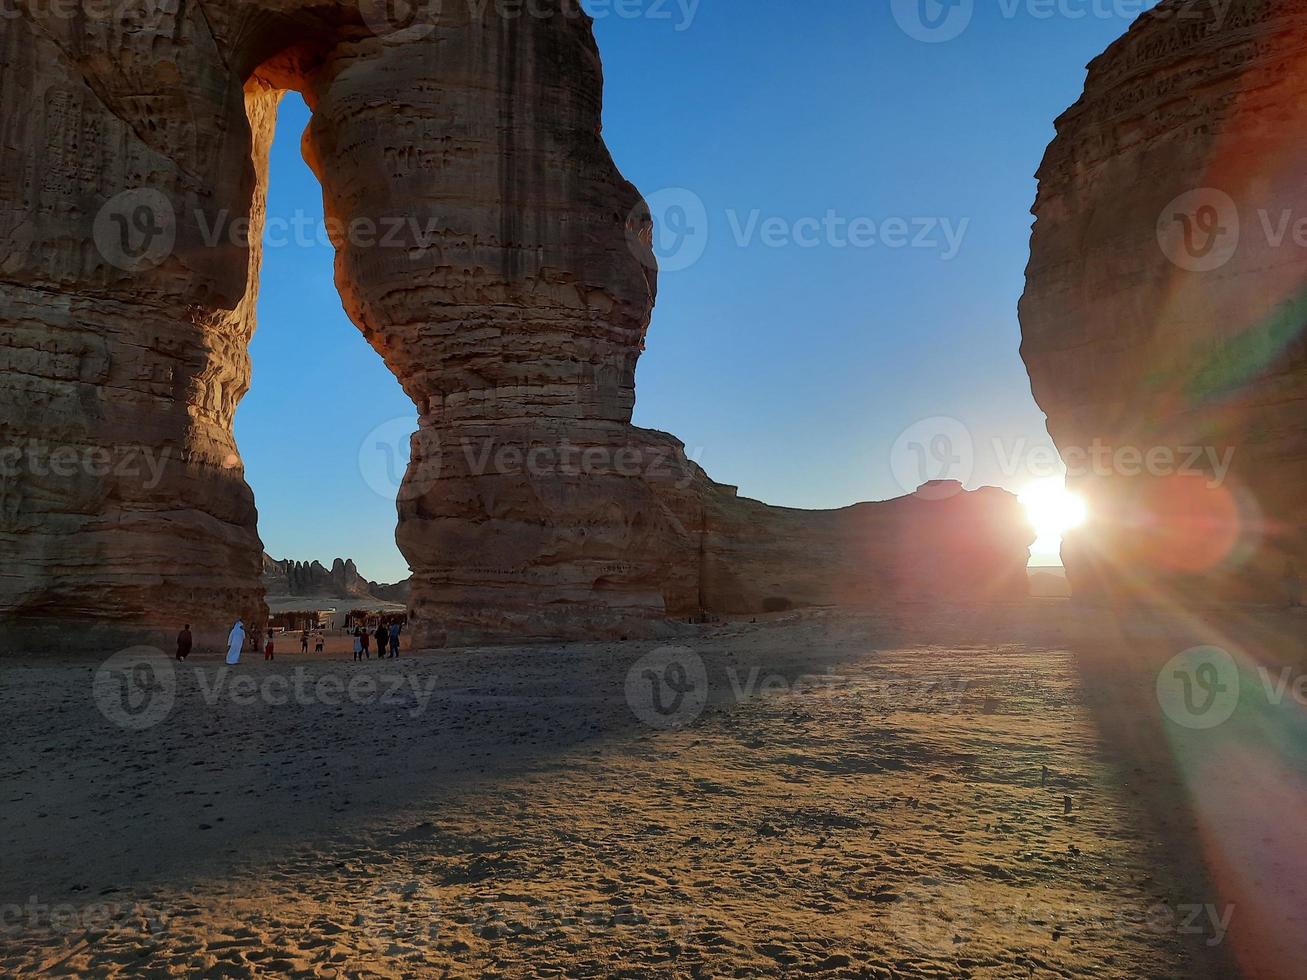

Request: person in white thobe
left=226, top=619, right=245, bottom=665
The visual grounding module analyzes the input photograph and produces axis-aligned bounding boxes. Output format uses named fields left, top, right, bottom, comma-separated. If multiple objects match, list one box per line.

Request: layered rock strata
left=0, top=1, right=1033, bottom=652
left=1021, top=0, right=1307, bottom=602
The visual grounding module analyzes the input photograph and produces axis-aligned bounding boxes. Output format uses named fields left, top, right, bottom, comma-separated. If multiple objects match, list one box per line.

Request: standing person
left=300, top=629, right=309, bottom=654
left=352, top=626, right=363, bottom=661
left=176, top=624, right=193, bottom=661
left=226, top=619, right=245, bottom=665
left=315, top=632, right=325, bottom=654
left=389, top=622, right=401, bottom=658
left=375, top=622, right=390, bottom=660
left=264, top=630, right=275, bottom=661
left=361, top=626, right=371, bottom=660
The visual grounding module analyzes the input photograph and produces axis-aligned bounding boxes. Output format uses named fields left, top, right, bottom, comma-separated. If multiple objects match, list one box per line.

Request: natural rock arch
left=1, top=1, right=1033, bottom=652
left=2, top=0, right=672, bottom=649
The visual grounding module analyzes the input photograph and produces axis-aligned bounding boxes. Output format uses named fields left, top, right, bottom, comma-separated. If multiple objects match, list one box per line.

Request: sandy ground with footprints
left=5, top=601, right=1301, bottom=977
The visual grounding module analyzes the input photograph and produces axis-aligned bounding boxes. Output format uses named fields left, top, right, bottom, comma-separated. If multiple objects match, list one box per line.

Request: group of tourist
left=182, top=619, right=405, bottom=662
left=352, top=622, right=402, bottom=660
left=298, top=630, right=327, bottom=655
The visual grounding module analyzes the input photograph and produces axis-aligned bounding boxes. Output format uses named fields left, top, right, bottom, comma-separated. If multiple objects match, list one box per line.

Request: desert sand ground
left=2, top=602, right=1306, bottom=978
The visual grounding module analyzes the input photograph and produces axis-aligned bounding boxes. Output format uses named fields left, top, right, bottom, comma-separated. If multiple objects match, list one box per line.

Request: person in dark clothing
left=389, top=622, right=401, bottom=658
left=361, top=627, right=371, bottom=659
left=375, top=623, right=391, bottom=659
left=176, top=625, right=193, bottom=661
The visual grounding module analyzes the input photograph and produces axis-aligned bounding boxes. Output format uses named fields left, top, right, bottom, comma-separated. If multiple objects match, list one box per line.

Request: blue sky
left=238, top=1, right=1158, bottom=582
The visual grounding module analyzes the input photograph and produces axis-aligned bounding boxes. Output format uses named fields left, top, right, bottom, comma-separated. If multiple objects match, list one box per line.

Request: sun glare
left=1019, top=477, right=1087, bottom=547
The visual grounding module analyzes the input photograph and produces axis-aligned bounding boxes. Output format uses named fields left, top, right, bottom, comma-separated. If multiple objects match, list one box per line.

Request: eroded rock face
left=697, top=482, right=1033, bottom=617
left=1021, top=0, right=1307, bottom=602
left=0, top=1, right=1034, bottom=651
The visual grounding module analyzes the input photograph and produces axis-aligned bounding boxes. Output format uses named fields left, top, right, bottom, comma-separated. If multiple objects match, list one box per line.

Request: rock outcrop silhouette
left=1022, top=0, right=1307, bottom=602
left=261, top=554, right=408, bottom=606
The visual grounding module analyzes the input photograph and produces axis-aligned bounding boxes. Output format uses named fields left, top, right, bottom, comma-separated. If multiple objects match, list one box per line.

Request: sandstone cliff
left=1021, top=0, right=1307, bottom=602
left=0, top=1, right=1034, bottom=652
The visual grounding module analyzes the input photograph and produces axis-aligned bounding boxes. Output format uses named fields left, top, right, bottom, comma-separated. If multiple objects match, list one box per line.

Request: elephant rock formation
left=0, top=1, right=1033, bottom=652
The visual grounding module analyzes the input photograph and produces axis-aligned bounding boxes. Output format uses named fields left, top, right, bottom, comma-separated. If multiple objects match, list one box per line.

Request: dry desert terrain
left=3, top=602, right=1305, bottom=977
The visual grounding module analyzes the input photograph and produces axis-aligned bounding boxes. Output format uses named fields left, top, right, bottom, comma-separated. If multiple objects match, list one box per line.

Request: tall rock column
left=1021, top=0, right=1307, bottom=602
left=300, top=7, right=685, bottom=645
left=0, top=5, right=275, bottom=651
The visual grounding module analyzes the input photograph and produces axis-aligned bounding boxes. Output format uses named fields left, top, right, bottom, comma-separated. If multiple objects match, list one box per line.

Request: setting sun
left=1020, top=477, right=1088, bottom=545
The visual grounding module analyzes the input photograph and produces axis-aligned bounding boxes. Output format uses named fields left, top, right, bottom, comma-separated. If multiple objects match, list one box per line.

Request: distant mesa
left=685, top=480, right=1035, bottom=622
left=1028, top=567, right=1071, bottom=600
left=261, top=554, right=409, bottom=611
